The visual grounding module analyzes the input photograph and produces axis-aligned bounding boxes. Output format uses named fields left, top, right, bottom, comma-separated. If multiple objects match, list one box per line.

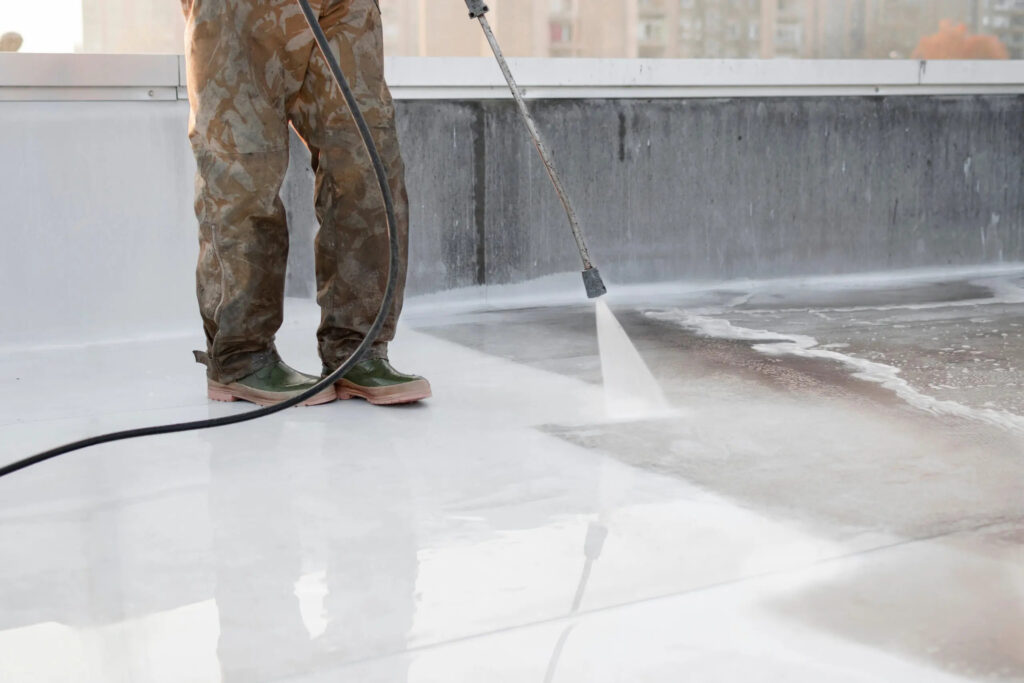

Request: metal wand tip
left=582, top=268, right=607, bottom=299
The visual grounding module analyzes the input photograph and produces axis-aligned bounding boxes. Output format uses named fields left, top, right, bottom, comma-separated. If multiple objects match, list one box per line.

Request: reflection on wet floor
left=770, top=522, right=1024, bottom=681
left=1, top=269, right=1023, bottom=681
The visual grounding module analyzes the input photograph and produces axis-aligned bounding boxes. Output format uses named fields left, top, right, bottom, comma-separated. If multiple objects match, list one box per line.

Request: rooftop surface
left=1, top=266, right=1022, bottom=682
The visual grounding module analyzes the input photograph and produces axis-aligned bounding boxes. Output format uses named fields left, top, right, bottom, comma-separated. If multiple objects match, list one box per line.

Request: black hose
left=0, top=0, right=400, bottom=480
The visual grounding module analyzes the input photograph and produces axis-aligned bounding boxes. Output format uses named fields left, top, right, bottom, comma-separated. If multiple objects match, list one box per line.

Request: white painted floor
left=2, top=274, right=1023, bottom=682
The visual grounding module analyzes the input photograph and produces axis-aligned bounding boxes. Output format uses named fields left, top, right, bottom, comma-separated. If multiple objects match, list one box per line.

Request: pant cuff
left=195, top=347, right=281, bottom=384
left=321, top=342, right=388, bottom=375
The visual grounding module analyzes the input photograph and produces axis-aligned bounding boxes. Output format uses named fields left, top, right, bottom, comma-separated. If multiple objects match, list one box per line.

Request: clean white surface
left=0, top=99, right=197, bottom=348
left=1, top=295, right=1021, bottom=682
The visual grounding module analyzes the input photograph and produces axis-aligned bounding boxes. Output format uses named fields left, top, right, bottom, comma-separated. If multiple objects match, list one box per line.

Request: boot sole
left=335, top=378, right=432, bottom=406
left=208, top=381, right=337, bottom=407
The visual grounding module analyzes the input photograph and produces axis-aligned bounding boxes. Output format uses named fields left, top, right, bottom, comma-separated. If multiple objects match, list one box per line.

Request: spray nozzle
left=582, top=267, right=607, bottom=299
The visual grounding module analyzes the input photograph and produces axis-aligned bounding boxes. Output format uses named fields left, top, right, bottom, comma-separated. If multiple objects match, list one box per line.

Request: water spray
left=465, top=0, right=607, bottom=299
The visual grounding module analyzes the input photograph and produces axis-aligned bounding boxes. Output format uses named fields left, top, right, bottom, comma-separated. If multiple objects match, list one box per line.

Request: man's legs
left=185, top=0, right=335, bottom=405
left=288, top=0, right=410, bottom=371
left=288, top=0, right=429, bottom=404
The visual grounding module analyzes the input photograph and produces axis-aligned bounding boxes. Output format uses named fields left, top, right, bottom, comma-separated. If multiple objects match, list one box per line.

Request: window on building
left=638, top=19, right=666, bottom=44
left=550, top=20, right=573, bottom=44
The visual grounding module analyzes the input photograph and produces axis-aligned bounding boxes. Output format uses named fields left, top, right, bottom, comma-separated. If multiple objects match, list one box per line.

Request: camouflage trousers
left=183, top=0, right=409, bottom=383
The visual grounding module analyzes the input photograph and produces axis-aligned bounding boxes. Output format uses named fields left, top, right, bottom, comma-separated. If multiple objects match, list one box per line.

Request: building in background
left=81, top=0, right=185, bottom=54
left=979, top=0, right=1024, bottom=57
left=378, top=0, right=632, bottom=58
left=380, top=0, right=1008, bottom=60
left=72, top=0, right=1009, bottom=59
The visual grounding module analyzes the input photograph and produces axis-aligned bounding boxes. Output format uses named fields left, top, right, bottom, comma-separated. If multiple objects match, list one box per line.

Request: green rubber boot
left=207, top=361, right=337, bottom=407
left=333, top=359, right=432, bottom=406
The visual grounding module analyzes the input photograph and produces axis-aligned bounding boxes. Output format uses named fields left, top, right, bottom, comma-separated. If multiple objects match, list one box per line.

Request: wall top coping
left=1, top=54, right=1022, bottom=101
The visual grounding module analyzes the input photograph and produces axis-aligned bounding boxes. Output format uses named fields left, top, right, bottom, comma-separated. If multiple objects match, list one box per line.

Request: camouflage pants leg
left=184, top=0, right=408, bottom=382
left=184, top=0, right=313, bottom=382
left=288, top=0, right=410, bottom=374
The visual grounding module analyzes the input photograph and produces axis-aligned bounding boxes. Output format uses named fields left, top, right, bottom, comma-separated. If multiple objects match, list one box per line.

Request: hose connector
left=464, top=0, right=489, bottom=18
left=582, top=267, right=607, bottom=299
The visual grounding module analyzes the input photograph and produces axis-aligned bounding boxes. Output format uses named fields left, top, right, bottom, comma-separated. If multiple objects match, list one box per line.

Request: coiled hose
left=0, top=0, right=399, bottom=479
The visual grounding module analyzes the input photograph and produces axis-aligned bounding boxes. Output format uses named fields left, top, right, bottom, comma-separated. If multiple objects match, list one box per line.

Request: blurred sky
left=0, top=0, right=82, bottom=52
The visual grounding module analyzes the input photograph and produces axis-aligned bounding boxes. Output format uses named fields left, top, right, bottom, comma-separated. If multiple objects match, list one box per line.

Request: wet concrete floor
left=415, top=269, right=1024, bottom=681
left=1, top=268, right=1022, bottom=681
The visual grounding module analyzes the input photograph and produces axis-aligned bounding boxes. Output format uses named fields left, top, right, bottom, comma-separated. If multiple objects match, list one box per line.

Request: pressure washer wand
left=465, top=0, right=607, bottom=299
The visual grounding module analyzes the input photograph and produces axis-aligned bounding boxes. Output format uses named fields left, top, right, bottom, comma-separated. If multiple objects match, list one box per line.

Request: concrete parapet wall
left=1, top=55, right=1022, bottom=344
left=280, top=95, right=1024, bottom=297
